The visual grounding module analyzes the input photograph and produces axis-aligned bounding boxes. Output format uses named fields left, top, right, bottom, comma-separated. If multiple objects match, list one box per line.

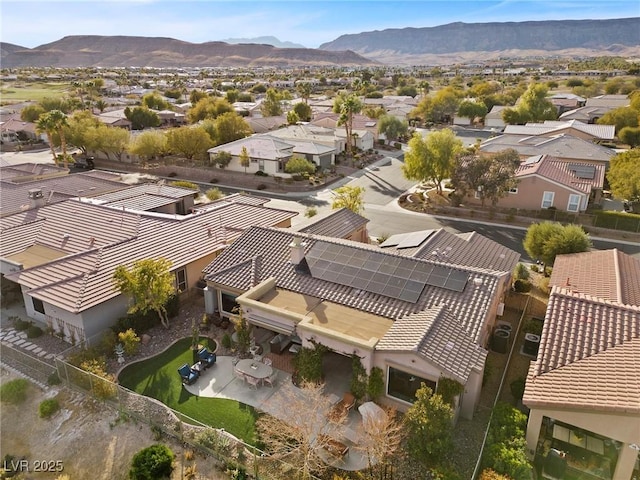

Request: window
left=221, top=292, right=239, bottom=314
left=509, top=187, right=518, bottom=194
left=387, top=366, right=436, bottom=404
left=175, top=268, right=187, bottom=292
left=567, top=194, right=581, bottom=212
left=32, top=297, right=45, bottom=315
left=541, top=191, right=555, bottom=209
left=258, top=159, right=265, bottom=171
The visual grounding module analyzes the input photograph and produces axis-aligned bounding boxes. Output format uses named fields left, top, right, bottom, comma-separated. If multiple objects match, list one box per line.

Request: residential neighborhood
left=2, top=17, right=640, bottom=480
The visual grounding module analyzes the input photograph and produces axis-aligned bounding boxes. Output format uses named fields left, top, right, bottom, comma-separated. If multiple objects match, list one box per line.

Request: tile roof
left=0, top=163, right=68, bottom=181
left=297, top=208, right=369, bottom=238
left=204, top=226, right=505, bottom=344
left=3, top=199, right=297, bottom=313
left=503, top=120, right=615, bottom=140
left=207, top=135, right=293, bottom=160
left=381, top=229, right=520, bottom=275
left=549, top=249, right=640, bottom=306
left=515, top=155, right=598, bottom=194
left=525, top=249, right=640, bottom=413
left=377, top=304, right=487, bottom=383
left=479, top=133, right=615, bottom=163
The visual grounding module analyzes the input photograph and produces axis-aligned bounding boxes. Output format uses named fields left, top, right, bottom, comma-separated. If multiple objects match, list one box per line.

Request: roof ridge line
left=613, top=249, right=623, bottom=304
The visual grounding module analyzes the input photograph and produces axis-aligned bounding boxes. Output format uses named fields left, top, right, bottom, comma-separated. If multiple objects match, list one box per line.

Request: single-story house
left=460, top=154, right=605, bottom=212
left=1, top=193, right=297, bottom=343
left=479, top=133, right=616, bottom=166
left=485, top=106, right=508, bottom=130
left=202, top=225, right=519, bottom=420
left=0, top=117, right=40, bottom=143
left=503, top=120, right=615, bottom=142
left=523, top=249, right=640, bottom=480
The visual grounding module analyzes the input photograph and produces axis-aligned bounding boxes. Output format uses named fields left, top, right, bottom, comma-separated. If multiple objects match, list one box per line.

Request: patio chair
left=198, top=348, right=217, bottom=368
left=178, top=363, right=199, bottom=385
left=263, top=371, right=277, bottom=388
left=246, top=375, right=261, bottom=389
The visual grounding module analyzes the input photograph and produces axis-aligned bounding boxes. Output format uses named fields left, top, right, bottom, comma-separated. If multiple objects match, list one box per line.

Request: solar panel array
left=306, top=241, right=469, bottom=303
left=569, top=164, right=596, bottom=180
left=379, top=230, right=436, bottom=249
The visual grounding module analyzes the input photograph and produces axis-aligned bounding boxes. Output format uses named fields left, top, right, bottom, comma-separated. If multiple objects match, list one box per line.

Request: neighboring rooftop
left=297, top=208, right=369, bottom=239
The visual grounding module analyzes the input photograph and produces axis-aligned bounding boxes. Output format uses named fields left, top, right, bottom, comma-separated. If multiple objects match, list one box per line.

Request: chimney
left=289, top=237, right=305, bottom=265
left=28, top=188, right=46, bottom=209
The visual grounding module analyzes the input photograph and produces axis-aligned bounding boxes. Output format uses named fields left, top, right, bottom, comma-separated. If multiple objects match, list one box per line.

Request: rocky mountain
left=220, top=36, right=306, bottom=49
left=320, top=18, right=640, bottom=65
left=0, top=35, right=376, bottom=68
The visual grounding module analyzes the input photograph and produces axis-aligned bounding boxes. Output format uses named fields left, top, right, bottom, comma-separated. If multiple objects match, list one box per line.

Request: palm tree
left=337, top=94, right=363, bottom=159
left=36, top=110, right=69, bottom=167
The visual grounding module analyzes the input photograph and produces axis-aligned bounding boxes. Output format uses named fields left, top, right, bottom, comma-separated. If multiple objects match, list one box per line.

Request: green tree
left=404, top=385, right=453, bottom=467
left=128, top=130, right=167, bottom=164
left=501, top=82, right=557, bottom=124
left=292, top=102, right=312, bottom=122
left=225, top=88, right=240, bottom=104
left=397, top=85, right=418, bottom=97
left=597, top=106, right=639, bottom=133
left=333, top=93, right=363, bottom=157
left=618, top=126, right=640, bottom=148
left=165, top=126, right=213, bottom=160
left=124, top=106, right=160, bottom=130
left=91, top=124, right=131, bottom=161
left=287, top=110, right=300, bottom=125
left=94, top=99, right=108, bottom=113
left=187, top=97, right=233, bottom=123
left=378, top=114, right=408, bottom=144
left=113, top=258, right=175, bottom=329
left=483, top=403, right=531, bottom=480
left=189, top=89, right=208, bottom=104
left=20, top=104, right=45, bottom=122
left=429, top=86, right=463, bottom=123
left=212, top=151, right=232, bottom=168
left=523, top=222, right=592, bottom=266
left=296, top=81, right=313, bottom=104
left=458, top=100, right=488, bottom=121
left=141, top=92, right=170, bottom=111
left=261, top=88, right=284, bottom=117
left=331, top=185, right=365, bottom=214
left=451, top=149, right=521, bottom=207
left=607, top=149, right=640, bottom=201
left=129, top=444, right=174, bottom=480
left=239, top=145, right=251, bottom=173
left=285, top=156, right=316, bottom=175
left=403, top=129, right=463, bottom=194
left=63, top=110, right=101, bottom=155
left=213, top=112, right=252, bottom=145
left=36, top=110, right=69, bottom=167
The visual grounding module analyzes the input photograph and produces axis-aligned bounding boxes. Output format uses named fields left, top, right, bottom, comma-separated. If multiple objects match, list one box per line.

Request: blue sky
left=1, top=1, right=638, bottom=49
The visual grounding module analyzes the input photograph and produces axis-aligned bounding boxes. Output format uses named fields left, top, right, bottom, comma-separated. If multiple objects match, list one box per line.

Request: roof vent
left=473, top=277, right=483, bottom=287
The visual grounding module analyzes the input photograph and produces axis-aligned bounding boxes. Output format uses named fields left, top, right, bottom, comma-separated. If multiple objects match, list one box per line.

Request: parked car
left=73, top=156, right=95, bottom=170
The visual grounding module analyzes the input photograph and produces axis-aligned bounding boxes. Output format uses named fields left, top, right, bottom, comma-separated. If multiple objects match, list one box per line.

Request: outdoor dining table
left=235, top=358, right=273, bottom=381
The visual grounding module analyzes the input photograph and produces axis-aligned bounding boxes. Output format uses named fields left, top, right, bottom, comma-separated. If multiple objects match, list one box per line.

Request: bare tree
left=256, top=381, right=346, bottom=480
left=355, top=406, right=406, bottom=480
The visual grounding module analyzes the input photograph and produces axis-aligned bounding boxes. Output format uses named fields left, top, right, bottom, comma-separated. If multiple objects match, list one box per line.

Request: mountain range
left=1, top=18, right=638, bottom=68
left=219, top=36, right=306, bottom=49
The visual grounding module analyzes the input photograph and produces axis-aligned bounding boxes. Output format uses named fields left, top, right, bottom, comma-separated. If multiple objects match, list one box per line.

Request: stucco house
left=460, top=154, right=605, bottom=212
left=485, top=106, right=508, bottom=130
left=502, top=120, right=615, bottom=142
left=202, top=225, right=519, bottom=420
left=1, top=192, right=297, bottom=343
left=523, top=249, right=640, bottom=480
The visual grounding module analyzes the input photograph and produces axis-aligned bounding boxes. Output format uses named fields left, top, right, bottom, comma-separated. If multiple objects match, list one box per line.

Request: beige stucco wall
left=463, top=176, right=588, bottom=212
left=526, top=406, right=640, bottom=479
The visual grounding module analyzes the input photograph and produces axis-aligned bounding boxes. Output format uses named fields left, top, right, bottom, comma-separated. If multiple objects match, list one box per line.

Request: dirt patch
left=0, top=369, right=229, bottom=479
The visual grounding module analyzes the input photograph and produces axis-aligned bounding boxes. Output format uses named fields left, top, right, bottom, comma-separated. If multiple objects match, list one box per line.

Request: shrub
left=256, top=184, right=267, bottom=190
left=221, top=333, right=232, bottom=349
left=118, top=328, right=141, bottom=355
left=539, top=277, right=550, bottom=294
left=367, top=366, right=384, bottom=401
left=47, top=372, right=61, bottom=386
left=80, top=359, right=117, bottom=400
left=209, top=178, right=219, bottom=184
left=530, top=264, right=540, bottom=273
left=39, top=397, right=60, bottom=418
left=509, top=377, right=526, bottom=403
left=14, top=318, right=31, bottom=331
left=522, top=319, right=543, bottom=336
left=0, top=379, right=29, bottom=404
left=304, top=207, right=317, bottom=218
left=513, top=279, right=531, bottom=293
left=129, top=444, right=174, bottom=480
left=544, top=266, right=552, bottom=277
left=254, top=170, right=267, bottom=176
left=167, top=172, right=177, bottom=178
left=205, top=187, right=224, bottom=201
left=26, top=325, right=43, bottom=338
left=513, top=263, right=530, bottom=281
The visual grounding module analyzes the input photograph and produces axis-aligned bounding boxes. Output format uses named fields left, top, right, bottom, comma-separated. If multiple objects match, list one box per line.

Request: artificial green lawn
left=118, top=337, right=258, bottom=444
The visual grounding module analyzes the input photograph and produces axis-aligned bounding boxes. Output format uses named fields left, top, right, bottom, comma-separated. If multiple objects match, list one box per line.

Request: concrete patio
left=183, top=354, right=370, bottom=471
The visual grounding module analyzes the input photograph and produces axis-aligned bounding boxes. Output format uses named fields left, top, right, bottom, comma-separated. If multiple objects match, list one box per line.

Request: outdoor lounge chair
left=178, top=363, right=200, bottom=385
left=197, top=348, right=217, bottom=368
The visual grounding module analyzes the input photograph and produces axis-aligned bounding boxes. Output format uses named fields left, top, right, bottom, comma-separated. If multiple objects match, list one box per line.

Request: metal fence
left=0, top=343, right=57, bottom=386
left=54, top=358, right=313, bottom=479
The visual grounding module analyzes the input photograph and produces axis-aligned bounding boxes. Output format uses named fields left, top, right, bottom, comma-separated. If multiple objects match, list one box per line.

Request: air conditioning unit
left=497, top=302, right=505, bottom=316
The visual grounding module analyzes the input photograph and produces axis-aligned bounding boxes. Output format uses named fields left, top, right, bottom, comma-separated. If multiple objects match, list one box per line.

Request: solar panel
left=569, top=164, right=596, bottom=180
left=306, top=240, right=466, bottom=303
left=522, top=155, right=543, bottom=165
left=396, top=230, right=436, bottom=249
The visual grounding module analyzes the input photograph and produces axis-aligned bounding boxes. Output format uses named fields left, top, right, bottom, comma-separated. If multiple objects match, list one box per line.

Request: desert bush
left=129, top=444, right=174, bottom=480
left=80, top=359, right=117, bottom=400
left=305, top=207, right=317, bottom=218
left=513, top=279, right=531, bottom=293
left=530, top=264, right=540, bottom=273
left=221, top=333, right=232, bottom=349
left=205, top=187, right=224, bottom=201
left=118, top=328, right=141, bottom=355
left=256, top=184, right=267, bottom=190
left=48, top=372, right=61, bottom=386
left=510, top=377, right=526, bottom=403
left=0, top=378, right=29, bottom=404
left=254, top=170, right=268, bottom=176
left=170, top=180, right=199, bottom=191
left=26, top=325, right=43, bottom=338
left=167, top=172, right=177, bottom=177
left=39, top=397, right=60, bottom=418
left=513, top=263, right=530, bottom=281
left=14, top=318, right=31, bottom=331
